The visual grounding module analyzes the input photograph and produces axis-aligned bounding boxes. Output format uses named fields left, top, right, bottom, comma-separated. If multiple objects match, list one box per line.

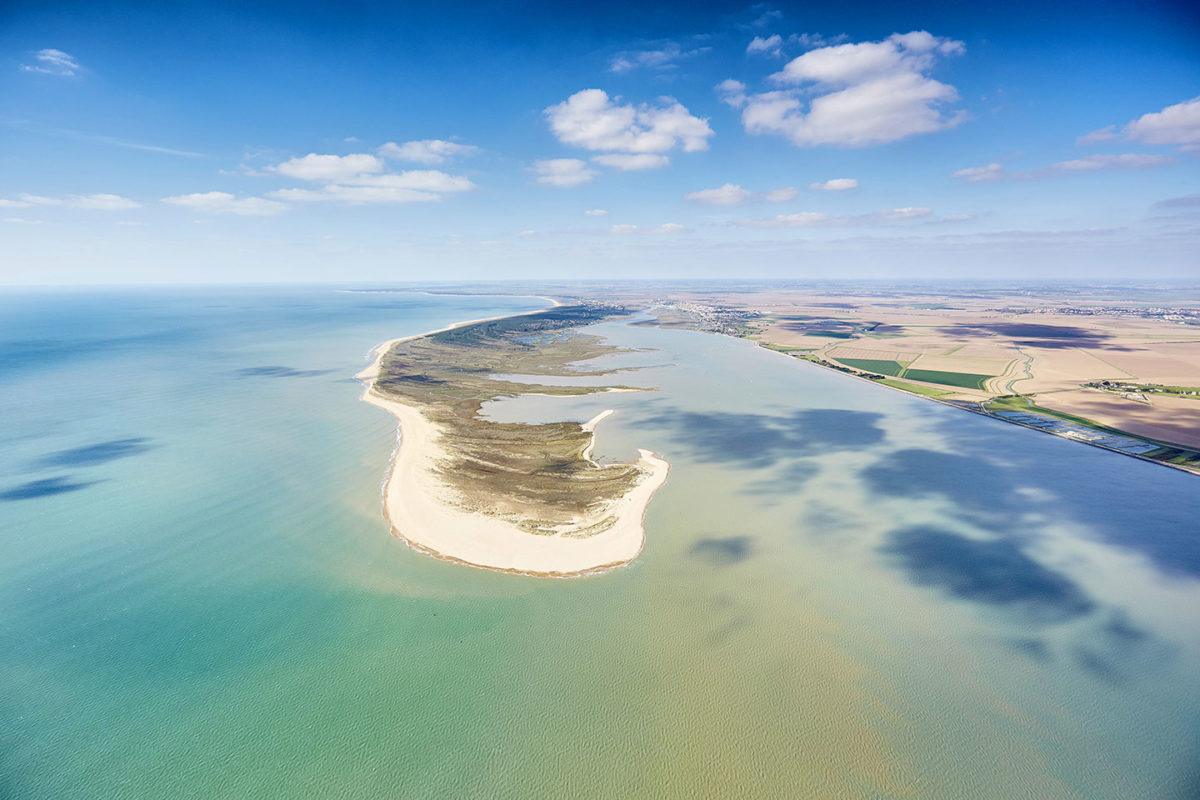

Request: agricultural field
left=608, top=284, right=1200, bottom=455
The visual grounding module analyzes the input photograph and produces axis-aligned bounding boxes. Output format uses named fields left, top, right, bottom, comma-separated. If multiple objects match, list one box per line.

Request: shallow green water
left=2, top=289, right=1198, bottom=798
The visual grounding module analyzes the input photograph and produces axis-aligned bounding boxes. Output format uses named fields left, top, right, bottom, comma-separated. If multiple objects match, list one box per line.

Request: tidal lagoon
left=3, top=288, right=1198, bottom=798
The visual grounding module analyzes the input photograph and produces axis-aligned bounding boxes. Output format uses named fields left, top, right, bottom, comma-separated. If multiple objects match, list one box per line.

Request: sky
left=1, top=0, right=1198, bottom=284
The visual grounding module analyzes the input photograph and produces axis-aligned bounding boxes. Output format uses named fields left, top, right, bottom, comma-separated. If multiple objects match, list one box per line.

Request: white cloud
left=269, top=153, right=384, bottom=182
left=747, top=35, right=783, bottom=57
left=377, top=139, right=479, bottom=164
left=1050, top=153, right=1174, bottom=171
left=162, top=192, right=287, bottom=216
left=585, top=209, right=608, bottom=216
left=953, top=154, right=1174, bottom=182
left=790, top=32, right=849, bottom=50
left=544, top=89, right=713, bottom=154
left=340, top=170, right=474, bottom=192
left=650, top=222, right=686, bottom=234
left=1122, top=96, right=1200, bottom=149
left=609, top=222, right=685, bottom=235
left=608, top=42, right=709, bottom=73
left=3, top=217, right=44, bottom=224
left=70, top=193, right=141, bottom=210
left=739, top=211, right=830, bottom=228
left=734, top=31, right=965, bottom=147
left=809, top=178, right=859, bottom=191
left=737, top=206, right=938, bottom=228
left=685, top=183, right=754, bottom=206
left=1, top=193, right=140, bottom=210
left=1077, top=126, right=1117, bottom=145
left=262, top=152, right=473, bottom=204
left=519, top=229, right=535, bottom=236
left=591, top=153, right=670, bottom=171
left=715, top=80, right=748, bottom=111
left=952, top=163, right=1005, bottom=182
left=16, top=194, right=61, bottom=206
left=20, top=48, right=80, bottom=77
left=532, top=158, right=597, bottom=187
left=878, top=206, right=932, bottom=220
left=685, top=184, right=800, bottom=205
left=269, top=186, right=441, bottom=205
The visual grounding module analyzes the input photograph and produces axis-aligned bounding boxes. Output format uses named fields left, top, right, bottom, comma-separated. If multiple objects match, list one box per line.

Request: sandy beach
left=357, top=317, right=669, bottom=577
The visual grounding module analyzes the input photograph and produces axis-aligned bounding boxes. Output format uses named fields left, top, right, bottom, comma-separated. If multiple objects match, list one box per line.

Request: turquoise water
left=2, top=288, right=1198, bottom=798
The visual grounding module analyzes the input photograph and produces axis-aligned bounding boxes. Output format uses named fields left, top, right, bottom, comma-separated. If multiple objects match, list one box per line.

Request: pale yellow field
left=1037, top=389, right=1200, bottom=450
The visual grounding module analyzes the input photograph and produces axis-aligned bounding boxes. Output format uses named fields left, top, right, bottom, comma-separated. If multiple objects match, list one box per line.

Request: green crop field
left=877, top=378, right=953, bottom=397
left=833, top=357, right=906, bottom=377
left=901, top=368, right=993, bottom=390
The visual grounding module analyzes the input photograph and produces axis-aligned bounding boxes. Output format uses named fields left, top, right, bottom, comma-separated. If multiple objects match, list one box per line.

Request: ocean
left=2, top=287, right=1198, bottom=798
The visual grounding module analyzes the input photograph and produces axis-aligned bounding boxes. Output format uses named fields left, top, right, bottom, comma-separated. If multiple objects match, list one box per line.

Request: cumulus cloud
left=731, top=31, right=965, bottom=147
left=269, top=153, right=384, bottom=182
left=591, top=153, right=670, bottom=171
left=20, top=48, right=80, bottom=77
left=585, top=209, right=608, bottom=216
left=608, top=42, right=709, bottom=73
left=686, top=183, right=754, bottom=206
left=162, top=192, right=287, bottom=216
left=716, top=79, right=748, bottom=108
left=69, top=193, right=140, bottom=210
left=810, top=178, right=859, bottom=191
left=1121, top=96, right=1200, bottom=149
left=544, top=89, right=713, bottom=154
left=262, top=152, right=474, bottom=204
left=1079, top=96, right=1200, bottom=151
left=747, top=35, right=783, bottom=57
left=377, top=139, right=478, bottom=164
left=532, top=158, right=597, bottom=187
left=953, top=154, right=1173, bottom=182
left=685, top=183, right=801, bottom=205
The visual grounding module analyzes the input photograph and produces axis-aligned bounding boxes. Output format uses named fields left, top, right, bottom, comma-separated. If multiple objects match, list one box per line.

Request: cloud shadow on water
left=863, top=448, right=1019, bottom=516
left=690, top=536, right=753, bottom=566
left=235, top=365, right=336, bottom=378
left=35, top=437, right=153, bottom=468
left=0, top=476, right=100, bottom=502
left=640, top=407, right=886, bottom=468
left=881, top=526, right=1095, bottom=623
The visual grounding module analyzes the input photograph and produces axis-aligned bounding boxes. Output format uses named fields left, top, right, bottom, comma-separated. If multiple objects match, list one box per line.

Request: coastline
left=752, top=341, right=1200, bottom=477
left=356, top=307, right=670, bottom=577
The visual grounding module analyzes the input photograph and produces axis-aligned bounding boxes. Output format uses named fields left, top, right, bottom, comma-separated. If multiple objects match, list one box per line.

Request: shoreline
left=752, top=341, right=1200, bottom=477
left=356, top=305, right=670, bottom=578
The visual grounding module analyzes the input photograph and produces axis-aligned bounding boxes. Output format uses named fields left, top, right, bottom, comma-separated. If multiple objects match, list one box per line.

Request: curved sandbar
left=357, top=305, right=669, bottom=577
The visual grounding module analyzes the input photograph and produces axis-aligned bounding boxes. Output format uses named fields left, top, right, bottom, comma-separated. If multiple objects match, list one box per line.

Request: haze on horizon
left=1, top=0, right=1198, bottom=284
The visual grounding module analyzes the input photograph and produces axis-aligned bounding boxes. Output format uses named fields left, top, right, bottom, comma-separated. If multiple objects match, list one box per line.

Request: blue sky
left=1, top=0, right=1198, bottom=284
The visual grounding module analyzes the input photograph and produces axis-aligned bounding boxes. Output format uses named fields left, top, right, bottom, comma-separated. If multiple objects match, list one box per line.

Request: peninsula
left=358, top=304, right=668, bottom=576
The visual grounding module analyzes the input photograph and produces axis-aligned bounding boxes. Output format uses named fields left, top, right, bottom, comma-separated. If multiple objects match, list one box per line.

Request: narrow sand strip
left=357, top=316, right=669, bottom=577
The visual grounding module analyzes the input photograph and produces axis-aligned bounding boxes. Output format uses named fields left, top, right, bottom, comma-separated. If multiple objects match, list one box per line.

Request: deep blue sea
left=2, top=287, right=1198, bottom=798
